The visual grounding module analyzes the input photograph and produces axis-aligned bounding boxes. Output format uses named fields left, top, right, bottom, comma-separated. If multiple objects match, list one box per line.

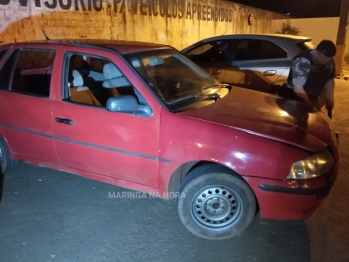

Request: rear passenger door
left=0, top=47, right=59, bottom=165
left=229, top=39, right=290, bottom=93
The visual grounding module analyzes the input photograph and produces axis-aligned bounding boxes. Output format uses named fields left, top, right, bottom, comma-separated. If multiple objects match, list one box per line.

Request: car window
left=185, top=40, right=232, bottom=62
left=0, top=49, right=55, bottom=97
left=234, top=40, right=287, bottom=60
left=124, top=48, right=224, bottom=111
left=64, top=53, right=143, bottom=109
left=0, top=49, right=8, bottom=61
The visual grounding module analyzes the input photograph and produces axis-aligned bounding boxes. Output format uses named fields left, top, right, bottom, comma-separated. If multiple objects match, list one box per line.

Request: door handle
left=263, top=70, right=276, bottom=76
left=55, top=117, right=74, bottom=125
left=211, top=69, right=222, bottom=75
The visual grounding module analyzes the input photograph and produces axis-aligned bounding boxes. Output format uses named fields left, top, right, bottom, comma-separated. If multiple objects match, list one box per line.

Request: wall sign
left=248, top=13, right=254, bottom=25
left=0, top=0, right=234, bottom=22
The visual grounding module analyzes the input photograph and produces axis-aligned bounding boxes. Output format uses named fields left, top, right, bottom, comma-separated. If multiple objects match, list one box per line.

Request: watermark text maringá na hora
left=108, top=191, right=185, bottom=199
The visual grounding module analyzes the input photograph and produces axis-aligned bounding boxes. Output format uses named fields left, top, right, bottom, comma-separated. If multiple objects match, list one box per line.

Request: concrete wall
left=271, top=17, right=349, bottom=72
left=271, top=17, right=340, bottom=46
left=0, top=0, right=285, bottom=50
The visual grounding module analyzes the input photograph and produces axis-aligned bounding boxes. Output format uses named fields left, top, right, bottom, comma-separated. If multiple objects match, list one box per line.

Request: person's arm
left=324, top=78, right=335, bottom=118
left=293, top=84, right=316, bottom=106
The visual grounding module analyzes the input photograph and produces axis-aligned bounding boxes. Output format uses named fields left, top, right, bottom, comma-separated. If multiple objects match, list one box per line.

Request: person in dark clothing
left=281, top=39, right=336, bottom=118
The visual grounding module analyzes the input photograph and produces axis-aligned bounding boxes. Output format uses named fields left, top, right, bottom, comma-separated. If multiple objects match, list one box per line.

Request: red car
left=0, top=40, right=339, bottom=240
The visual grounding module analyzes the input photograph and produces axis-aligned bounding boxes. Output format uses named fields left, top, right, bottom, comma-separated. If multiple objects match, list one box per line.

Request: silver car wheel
left=191, top=185, right=243, bottom=230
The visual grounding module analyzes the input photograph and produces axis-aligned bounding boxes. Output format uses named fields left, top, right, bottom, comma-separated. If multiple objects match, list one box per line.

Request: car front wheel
left=177, top=165, right=256, bottom=240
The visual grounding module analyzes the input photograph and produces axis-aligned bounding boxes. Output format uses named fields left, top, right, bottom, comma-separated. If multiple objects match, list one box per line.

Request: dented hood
left=178, top=87, right=334, bottom=152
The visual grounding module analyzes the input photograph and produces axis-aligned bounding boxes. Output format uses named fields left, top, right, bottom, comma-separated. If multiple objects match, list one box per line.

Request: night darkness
left=229, top=0, right=343, bottom=18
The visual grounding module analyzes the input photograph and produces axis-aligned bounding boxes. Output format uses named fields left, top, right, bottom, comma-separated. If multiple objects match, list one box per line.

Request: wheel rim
left=191, top=185, right=243, bottom=230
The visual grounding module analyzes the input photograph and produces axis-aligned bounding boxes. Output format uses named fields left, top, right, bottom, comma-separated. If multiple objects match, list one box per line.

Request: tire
left=177, top=164, right=256, bottom=240
left=0, top=137, right=15, bottom=174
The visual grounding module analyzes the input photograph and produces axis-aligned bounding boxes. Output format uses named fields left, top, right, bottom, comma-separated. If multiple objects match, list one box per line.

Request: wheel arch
left=167, top=161, right=260, bottom=212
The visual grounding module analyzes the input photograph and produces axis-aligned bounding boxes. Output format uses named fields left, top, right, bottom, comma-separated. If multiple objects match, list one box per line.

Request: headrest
left=103, top=63, right=123, bottom=80
left=103, top=77, right=131, bottom=88
left=72, top=70, right=83, bottom=87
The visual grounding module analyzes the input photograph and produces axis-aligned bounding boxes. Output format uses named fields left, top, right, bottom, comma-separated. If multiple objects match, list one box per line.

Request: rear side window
left=234, top=40, right=287, bottom=60
left=0, top=50, right=17, bottom=90
left=0, top=49, right=8, bottom=61
left=16, top=49, right=55, bottom=69
left=0, top=49, right=56, bottom=97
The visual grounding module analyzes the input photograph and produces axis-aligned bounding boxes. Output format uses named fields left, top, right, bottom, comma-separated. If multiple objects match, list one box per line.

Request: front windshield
left=123, top=48, right=224, bottom=108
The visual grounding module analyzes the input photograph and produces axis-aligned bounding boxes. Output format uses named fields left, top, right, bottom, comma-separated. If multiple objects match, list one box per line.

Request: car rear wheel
left=177, top=164, right=256, bottom=240
left=0, top=137, right=15, bottom=174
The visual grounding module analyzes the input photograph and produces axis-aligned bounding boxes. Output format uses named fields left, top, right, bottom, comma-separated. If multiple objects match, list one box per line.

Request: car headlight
left=287, top=148, right=334, bottom=180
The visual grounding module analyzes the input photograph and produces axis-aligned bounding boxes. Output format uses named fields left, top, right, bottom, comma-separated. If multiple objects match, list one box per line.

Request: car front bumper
left=245, top=164, right=338, bottom=220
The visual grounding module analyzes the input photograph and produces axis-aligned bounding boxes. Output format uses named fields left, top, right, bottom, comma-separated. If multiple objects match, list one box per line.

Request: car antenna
left=221, top=24, right=233, bottom=36
left=42, top=29, right=50, bottom=40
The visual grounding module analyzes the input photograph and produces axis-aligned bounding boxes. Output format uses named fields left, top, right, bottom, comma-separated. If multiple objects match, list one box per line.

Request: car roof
left=179, top=34, right=314, bottom=53
left=3, top=39, right=171, bottom=54
left=224, top=33, right=310, bottom=39
left=198, top=33, right=312, bottom=42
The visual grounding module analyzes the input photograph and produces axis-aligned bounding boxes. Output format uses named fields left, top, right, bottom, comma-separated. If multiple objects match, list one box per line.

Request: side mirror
left=106, top=95, right=152, bottom=117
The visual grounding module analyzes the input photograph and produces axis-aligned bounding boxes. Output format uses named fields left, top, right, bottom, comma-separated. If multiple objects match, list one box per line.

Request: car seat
left=69, top=70, right=102, bottom=106
left=102, top=63, right=131, bottom=90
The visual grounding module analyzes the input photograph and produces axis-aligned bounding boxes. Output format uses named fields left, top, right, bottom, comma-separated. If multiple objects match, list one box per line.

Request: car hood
left=178, top=87, right=333, bottom=152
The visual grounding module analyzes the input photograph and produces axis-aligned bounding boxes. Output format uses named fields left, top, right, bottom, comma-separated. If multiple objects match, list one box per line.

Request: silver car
left=181, top=34, right=315, bottom=94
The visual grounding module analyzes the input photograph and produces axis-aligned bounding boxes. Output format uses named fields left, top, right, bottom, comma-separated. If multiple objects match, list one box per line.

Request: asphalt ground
left=0, top=78, right=349, bottom=262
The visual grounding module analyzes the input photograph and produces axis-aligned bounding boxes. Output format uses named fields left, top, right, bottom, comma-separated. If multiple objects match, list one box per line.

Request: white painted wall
left=271, top=17, right=349, bottom=71
left=271, top=17, right=340, bottom=45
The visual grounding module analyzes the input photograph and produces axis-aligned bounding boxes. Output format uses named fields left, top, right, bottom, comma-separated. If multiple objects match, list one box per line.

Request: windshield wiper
left=167, top=92, right=220, bottom=105
left=202, top=83, right=230, bottom=90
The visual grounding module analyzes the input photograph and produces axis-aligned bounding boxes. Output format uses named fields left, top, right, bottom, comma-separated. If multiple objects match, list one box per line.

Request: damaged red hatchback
left=0, top=40, right=339, bottom=240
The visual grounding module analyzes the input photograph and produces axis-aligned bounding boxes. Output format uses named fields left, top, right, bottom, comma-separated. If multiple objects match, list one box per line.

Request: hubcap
left=191, top=185, right=243, bottom=230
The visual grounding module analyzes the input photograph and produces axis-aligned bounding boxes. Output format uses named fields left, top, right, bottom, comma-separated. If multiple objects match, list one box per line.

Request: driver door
left=52, top=48, right=160, bottom=188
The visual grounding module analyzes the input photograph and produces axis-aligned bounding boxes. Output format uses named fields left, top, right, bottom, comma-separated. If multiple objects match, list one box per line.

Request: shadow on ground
left=0, top=163, right=310, bottom=262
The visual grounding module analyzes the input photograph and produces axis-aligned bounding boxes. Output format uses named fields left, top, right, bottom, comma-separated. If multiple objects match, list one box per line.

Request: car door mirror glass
left=106, top=95, right=152, bottom=117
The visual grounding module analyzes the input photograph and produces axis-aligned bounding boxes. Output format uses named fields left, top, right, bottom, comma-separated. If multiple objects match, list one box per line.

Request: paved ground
left=1, top=78, right=349, bottom=262
left=304, top=76, right=349, bottom=262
